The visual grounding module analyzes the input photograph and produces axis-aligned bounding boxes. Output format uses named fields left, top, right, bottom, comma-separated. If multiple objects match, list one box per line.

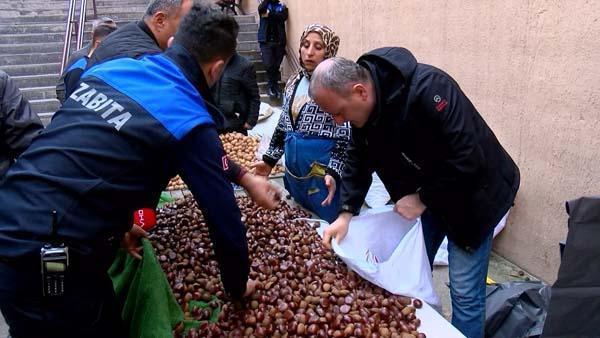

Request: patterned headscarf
left=298, top=23, right=340, bottom=74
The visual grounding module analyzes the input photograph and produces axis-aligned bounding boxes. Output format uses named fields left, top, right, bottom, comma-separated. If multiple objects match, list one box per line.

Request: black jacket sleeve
left=339, top=127, right=373, bottom=215
left=0, top=71, right=43, bottom=175
left=175, top=125, right=249, bottom=299
left=257, top=0, right=269, bottom=14
left=240, top=61, right=260, bottom=127
left=415, top=72, right=485, bottom=210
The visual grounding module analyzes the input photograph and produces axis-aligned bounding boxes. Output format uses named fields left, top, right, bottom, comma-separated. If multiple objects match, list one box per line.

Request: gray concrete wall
left=252, top=0, right=600, bottom=282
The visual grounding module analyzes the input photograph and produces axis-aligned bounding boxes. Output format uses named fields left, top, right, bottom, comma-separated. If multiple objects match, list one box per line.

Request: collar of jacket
left=357, top=47, right=418, bottom=128
left=164, top=44, right=225, bottom=129
left=137, top=20, right=160, bottom=48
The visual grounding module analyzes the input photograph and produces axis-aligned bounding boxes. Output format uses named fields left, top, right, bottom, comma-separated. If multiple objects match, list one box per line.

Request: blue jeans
left=421, top=210, right=493, bottom=338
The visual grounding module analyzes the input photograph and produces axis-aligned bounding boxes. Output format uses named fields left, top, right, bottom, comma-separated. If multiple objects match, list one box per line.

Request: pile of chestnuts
left=151, top=193, right=426, bottom=338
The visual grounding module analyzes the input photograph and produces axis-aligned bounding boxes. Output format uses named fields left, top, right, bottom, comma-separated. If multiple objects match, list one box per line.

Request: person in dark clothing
left=55, top=17, right=117, bottom=103
left=83, top=0, right=280, bottom=209
left=87, top=0, right=193, bottom=70
left=310, top=49, right=520, bottom=338
left=211, top=52, right=260, bottom=135
left=60, top=18, right=118, bottom=102
left=0, top=5, right=256, bottom=337
left=0, top=70, right=43, bottom=177
left=257, top=0, right=288, bottom=99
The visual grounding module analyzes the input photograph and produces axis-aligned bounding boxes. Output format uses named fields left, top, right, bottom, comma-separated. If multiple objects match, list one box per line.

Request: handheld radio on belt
left=40, top=210, right=69, bottom=297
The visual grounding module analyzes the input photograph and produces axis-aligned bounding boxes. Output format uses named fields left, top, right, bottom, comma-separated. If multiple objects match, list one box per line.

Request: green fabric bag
left=108, top=238, right=183, bottom=338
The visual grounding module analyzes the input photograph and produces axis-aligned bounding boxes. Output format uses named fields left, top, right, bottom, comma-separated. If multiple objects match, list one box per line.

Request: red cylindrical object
left=133, top=208, right=157, bottom=231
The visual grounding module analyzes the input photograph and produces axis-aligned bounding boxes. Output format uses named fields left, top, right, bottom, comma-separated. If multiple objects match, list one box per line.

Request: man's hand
left=321, top=174, right=336, bottom=206
left=243, top=122, right=252, bottom=130
left=394, top=193, right=426, bottom=220
left=322, top=212, right=352, bottom=250
left=239, top=172, right=281, bottom=209
left=243, top=279, right=258, bottom=298
left=122, top=224, right=148, bottom=260
left=250, top=161, right=273, bottom=177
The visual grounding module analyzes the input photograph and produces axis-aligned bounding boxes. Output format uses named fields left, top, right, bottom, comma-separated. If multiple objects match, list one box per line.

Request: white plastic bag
left=364, top=173, right=391, bottom=208
left=317, top=206, right=440, bottom=306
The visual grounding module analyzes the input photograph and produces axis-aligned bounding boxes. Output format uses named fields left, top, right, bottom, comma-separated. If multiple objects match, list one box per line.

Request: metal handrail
left=76, top=0, right=88, bottom=50
left=60, top=0, right=97, bottom=73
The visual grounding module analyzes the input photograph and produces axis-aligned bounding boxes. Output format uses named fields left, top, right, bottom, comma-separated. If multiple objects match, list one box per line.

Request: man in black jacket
left=257, top=0, right=287, bottom=99
left=310, top=48, right=520, bottom=338
left=212, top=52, right=260, bottom=135
left=0, top=70, right=43, bottom=177
left=56, top=17, right=117, bottom=104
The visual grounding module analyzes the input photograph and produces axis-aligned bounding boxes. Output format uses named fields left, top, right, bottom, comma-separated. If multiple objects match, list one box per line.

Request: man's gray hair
left=145, top=0, right=184, bottom=17
left=309, top=57, right=371, bottom=97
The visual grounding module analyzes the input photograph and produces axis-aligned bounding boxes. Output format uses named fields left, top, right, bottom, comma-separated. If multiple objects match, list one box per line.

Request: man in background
left=59, top=18, right=118, bottom=101
left=55, top=17, right=117, bottom=103
left=0, top=69, right=43, bottom=177
left=212, top=51, right=260, bottom=135
left=257, top=0, right=287, bottom=100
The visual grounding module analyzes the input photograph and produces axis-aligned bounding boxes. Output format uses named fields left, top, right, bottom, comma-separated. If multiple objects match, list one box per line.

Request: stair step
left=238, top=23, right=258, bottom=33
left=0, top=1, right=146, bottom=10
left=260, top=93, right=282, bottom=105
left=233, top=15, right=256, bottom=25
left=240, top=50, right=262, bottom=61
left=252, top=60, right=265, bottom=71
left=0, top=32, right=94, bottom=44
left=237, top=41, right=259, bottom=52
left=237, top=31, right=257, bottom=42
left=0, top=63, right=61, bottom=77
left=258, top=81, right=285, bottom=93
left=0, top=11, right=141, bottom=24
left=0, top=6, right=147, bottom=18
left=12, top=73, right=59, bottom=88
left=0, top=52, right=62, bottom=66
left=0, top=42, right=64, bottom=54
left=0, top=20, right=135, bottom=34
left=21, top=86, right=57, bottom=101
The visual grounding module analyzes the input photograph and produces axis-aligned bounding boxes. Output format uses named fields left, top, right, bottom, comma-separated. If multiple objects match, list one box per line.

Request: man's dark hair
left=173, top=1, right=239, bottom=64
left=92, top=22, right=117, bottom=40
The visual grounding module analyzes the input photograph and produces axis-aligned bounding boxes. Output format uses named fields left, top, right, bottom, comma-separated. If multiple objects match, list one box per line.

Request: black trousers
left=259, top=43, right=285, bottom=89
left=0, top=260, right=126, bottom=338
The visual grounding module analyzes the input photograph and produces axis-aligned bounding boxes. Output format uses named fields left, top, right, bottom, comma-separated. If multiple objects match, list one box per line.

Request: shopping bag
left=317, top=206, right=440, bottom=306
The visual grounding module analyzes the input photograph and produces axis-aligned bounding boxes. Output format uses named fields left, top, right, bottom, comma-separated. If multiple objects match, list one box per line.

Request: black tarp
left=485, top=281, right=550, bottom=338
left=542, top=196, right=600, bottom=338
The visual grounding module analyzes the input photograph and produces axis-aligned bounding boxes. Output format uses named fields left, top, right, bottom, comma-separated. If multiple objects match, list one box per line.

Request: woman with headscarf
left=253, top=24, right=350, bottom=222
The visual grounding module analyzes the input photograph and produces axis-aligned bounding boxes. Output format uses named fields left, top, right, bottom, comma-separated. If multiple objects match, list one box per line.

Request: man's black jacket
left=0, top=70, right=43, bottom=177
left=341, top=47, right=520, bottom=250
left=211, top=53, right=260, bottom=131
left=86, top=21, right=161, bottom=70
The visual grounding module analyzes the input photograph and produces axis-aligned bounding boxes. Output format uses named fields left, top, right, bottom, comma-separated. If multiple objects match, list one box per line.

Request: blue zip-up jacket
left=0, top=45, right=249, bottom=298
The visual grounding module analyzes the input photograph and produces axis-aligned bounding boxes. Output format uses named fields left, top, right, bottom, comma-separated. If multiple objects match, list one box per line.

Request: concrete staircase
left=0, top=0, right=148, bottom=124
left=0, top=0, right=274, bottom=125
